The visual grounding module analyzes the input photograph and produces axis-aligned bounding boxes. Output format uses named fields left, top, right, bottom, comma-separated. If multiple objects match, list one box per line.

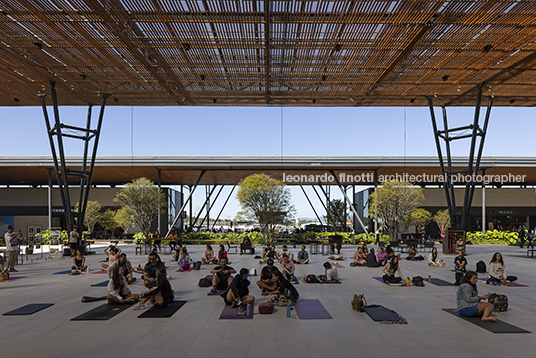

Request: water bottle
left=286, top=304, right=291, bottom=318
left=247, top=303, right=252, bottom=317
left=406, top=277, right=410, bottom=287
left=428, top=275, right=432, bottom=284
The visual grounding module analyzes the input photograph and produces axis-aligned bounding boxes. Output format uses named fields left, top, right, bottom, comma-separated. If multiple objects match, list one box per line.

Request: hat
left=7, top=225, right=14, bottom=230
left=267, top=259, right=274, bottom=266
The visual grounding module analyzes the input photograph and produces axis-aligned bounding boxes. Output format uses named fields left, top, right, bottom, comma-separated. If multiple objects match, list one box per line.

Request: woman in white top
left=427, top=247, right=445, bottom=267
left=107, top=265, right=139, bottom=304
left=488, top=252, right=517, bottom=284
left=382, top=256, right=404, bottom=283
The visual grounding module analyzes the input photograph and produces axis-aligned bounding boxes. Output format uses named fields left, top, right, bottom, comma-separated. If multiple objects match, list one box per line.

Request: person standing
left=4, top=225, right=22, bottom=272
left=69, top=225, right=80, bottom=257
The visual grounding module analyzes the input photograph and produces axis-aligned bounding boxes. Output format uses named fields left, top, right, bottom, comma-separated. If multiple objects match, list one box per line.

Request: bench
left=272, top=237, right=296, bottom=248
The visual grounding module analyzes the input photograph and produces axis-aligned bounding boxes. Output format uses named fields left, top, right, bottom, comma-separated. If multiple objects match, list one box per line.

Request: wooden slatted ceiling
left=1, top=0, right=536, bottom=107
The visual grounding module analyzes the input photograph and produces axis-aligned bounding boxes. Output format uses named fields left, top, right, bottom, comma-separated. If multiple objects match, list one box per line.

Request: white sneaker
left=134, top=303, right=147, bottom=310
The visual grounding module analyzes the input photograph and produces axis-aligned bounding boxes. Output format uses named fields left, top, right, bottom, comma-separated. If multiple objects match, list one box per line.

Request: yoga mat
left=71, top=303, right=131, bottom=320
left=8, top=276, right=28, bottom=280
left=364, top=305, right=402, bottom=322
left=372, top=277, right=403, bottom=286
left=294, top=299, right=332, bottom=319
left=4, top=303, right=54, bottom=315
left=318, top=276, right=341, bottom=284
left=81, top=296, right=107, bottom=303
left=430, top=278, right=455, bottom=286
left=52, top=270, right=72, bottom=275
left=138, top=300, right=186, bottom=318
left=442, top=309, right=531, bottom=333
left=91, top=270, right=108, bottom=274
left=289, top=276, right=300, bottom=285
left=91, top=280, right=109, bottom=287
left=219, top=304, right=252, bottom=319
left=478, top=278, right=528, bottom=287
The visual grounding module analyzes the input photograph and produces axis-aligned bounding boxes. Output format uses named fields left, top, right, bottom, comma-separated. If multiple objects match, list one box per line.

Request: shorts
left=458, top=305, right=479, bottom=317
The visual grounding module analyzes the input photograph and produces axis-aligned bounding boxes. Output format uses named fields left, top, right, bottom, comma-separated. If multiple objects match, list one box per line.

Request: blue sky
left=2, top=105, right=534, bottom=222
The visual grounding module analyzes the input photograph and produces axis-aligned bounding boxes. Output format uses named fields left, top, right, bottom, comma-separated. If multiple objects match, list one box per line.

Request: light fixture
left=200, top=74, right=205, bottom=81
left=80, top=74, right=86, bottom=80
left=334, top=44, right=341, bottom=52
left=183, top=43, right=191, bottom=51
left=442, top=75, right=449, bottom=81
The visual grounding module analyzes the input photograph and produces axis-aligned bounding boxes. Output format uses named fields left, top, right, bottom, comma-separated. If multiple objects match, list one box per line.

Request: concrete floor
left=1, top=242, right=535, bottom=358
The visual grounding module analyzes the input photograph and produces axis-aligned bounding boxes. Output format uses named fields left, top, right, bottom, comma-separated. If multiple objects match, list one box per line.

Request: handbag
left=258, top=301, right=274, bottom=314
left=351, top=293, right=367, bottom=312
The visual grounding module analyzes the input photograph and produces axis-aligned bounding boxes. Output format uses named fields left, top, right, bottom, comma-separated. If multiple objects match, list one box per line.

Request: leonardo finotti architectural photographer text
left=282, top=172, right=526, bottom=185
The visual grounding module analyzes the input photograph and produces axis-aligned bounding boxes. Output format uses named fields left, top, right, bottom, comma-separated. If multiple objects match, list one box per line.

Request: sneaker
left=231, top=301, right=239, bottom=309
left=134, top=303, right=147, bottom=310
left=239, top=303, right=246, bottom=310
left=210, top=287, right=217, bottom=294
left=10, top=269, right=18, bottom=272
left=128, top=277, right=137, bottom=285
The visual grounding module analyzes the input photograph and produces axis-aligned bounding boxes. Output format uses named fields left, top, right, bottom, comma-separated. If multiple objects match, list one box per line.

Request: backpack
left=258, top=301, right=274, bottom=314
left=412, top=276, right=425, bottom=287
left=351, top=293, right=367, bottom=312
left=476, top=260, right=486, bottom=273
left=198, top=277, right=212, bottom=287
left=305, top=274, right=320, bottom=283
left=488, top=293, right=508, bottom=312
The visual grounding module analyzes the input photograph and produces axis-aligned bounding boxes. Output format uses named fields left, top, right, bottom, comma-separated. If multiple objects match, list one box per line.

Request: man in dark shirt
left=223, top=268, right=255, bottom=309
left=256, top=259, right=280, bottom=295
left=210, top=258, right=236, bottom=293
left=144, top=252, right=165, bottom=288
left=271, top=270, right=299, bottom=302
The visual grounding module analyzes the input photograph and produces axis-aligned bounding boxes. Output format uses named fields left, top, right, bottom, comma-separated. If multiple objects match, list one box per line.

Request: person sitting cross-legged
left=454, top=250, right=467, bottom=273
left=222, top=268, right=255, bottom=310
left=144, top=252, right=165, bottom=289
left=319, top=262, right=338, bottom=282
left=382, top=256, right=404, bottom=284
left=280, top=254, right=295, bottom=281
left=210, top=258, right=236, bottom=293
left=107, top=265, right=139, bottom=305
left=329, top=243, right=343, bottom=260
left=296, top=245, right=309, bottom=264
left=256, top=259, right=280, bottom=295
left=428, top=247, right=445, bottom=267
left=352, top=247, right=366, bottom=266
left=366, top=248, right=380, bottom=267
left=108, top=253, right=136, bottom=284
left=71, top=250, right=88, bottom=273
left=135, top=268, right=174, bottom=309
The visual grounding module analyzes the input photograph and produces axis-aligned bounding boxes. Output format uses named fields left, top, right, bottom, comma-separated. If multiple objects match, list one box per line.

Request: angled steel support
left=329, top=170, right=369, bottom=235
left=166, top=170, right=206, bottom=237
left=212, top=185, right=236, bottom=230
left=38, top=80, right=110, bottom=233
left=300, top=186, right=324, bottom=226
left=199, top=185, right=225, bottom=229
left=192, top=185, right=217, bottom=229
left=427, top=83, right=493, bottom=231
left=317, top=184, right=347, bottom=231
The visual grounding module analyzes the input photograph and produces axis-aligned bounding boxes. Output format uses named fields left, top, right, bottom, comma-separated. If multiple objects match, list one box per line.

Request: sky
left=2, top=104, right=535, bottom=223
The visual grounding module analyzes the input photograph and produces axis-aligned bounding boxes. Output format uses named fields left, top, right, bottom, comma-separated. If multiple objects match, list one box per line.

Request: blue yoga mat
left=91, top=280, right=109, bottom=287
left=294, top=299, right=332, bottom=319
left=52, top=270, right=72, bottom=275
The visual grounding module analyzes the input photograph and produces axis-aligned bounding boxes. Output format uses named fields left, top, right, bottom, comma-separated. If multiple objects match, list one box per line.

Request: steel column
left=38, top=81, right=109, bottom=234
left=300, top=186, right=324, bottom=226
left=157, top=168, right=161, bottom=234
left=329, top=170, right=369, bottom=235
left=166, top=170, right=206, bottom=237
left=199, top=185, right=225, bottom=230
left=192, top=185, right=217, bottom=229
left=212, top=185, right=236, bottom=230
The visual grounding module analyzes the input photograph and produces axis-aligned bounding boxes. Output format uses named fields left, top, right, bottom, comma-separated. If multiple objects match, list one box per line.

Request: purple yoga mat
left=372, top=277, right=403, bottom=286
left=8, top=276, right=27, bottom=280
left=219, top=305, right=252, bottom=319
left=294, top=299, right=332, bottom=319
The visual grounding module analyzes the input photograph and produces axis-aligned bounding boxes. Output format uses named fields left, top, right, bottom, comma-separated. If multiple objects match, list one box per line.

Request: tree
left=115, top=206, right=135, bottom=234
left=433, top=209, right=451, bottom=239
left=407, top=208, right=432, bottom=234
left=75, top=200, right=102, bottom=233
left=369, top=180, right=424, bottom=241
left=100, top=209, right=120, bottom=233
left=114, top=177, right=166, bottom=240
left=236, top=173, right=295, bottom=238
left=326, top=199, right=350, bottom=232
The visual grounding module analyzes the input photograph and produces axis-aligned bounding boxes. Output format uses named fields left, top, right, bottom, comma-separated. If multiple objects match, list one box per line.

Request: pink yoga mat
left=91, top=270, right=108, bottom=274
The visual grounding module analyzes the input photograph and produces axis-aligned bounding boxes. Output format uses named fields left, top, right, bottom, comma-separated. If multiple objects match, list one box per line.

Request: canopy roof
left=1, top=1, right=536, bottom=107
left=1, top=156, right=535, bottom=186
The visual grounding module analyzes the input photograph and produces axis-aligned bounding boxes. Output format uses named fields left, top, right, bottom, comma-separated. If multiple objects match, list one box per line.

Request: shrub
left=465, top=230, right=518, bottom=245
